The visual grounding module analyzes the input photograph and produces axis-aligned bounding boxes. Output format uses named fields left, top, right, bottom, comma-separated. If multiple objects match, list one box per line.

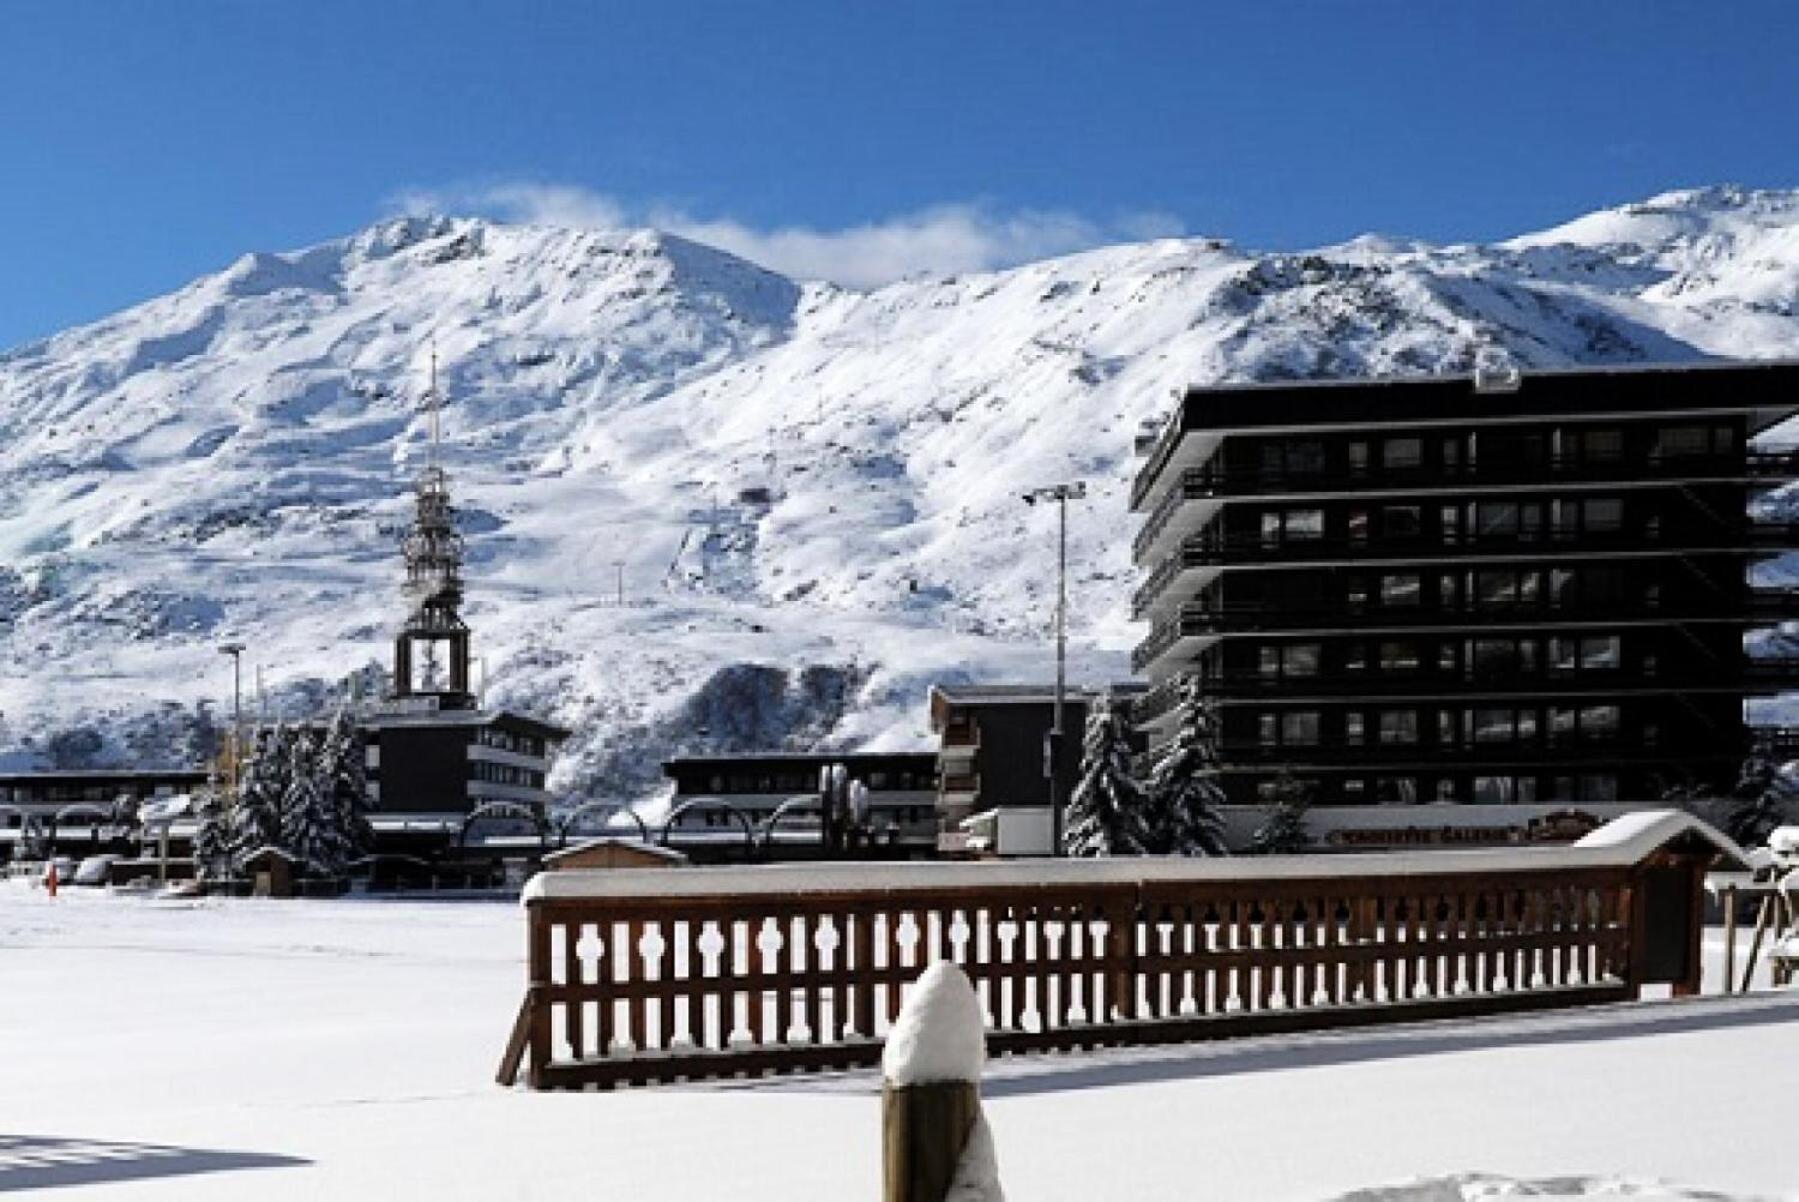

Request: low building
left=928, top=683, right=1145, bottom=857
left=0, top=768, right=207, bottom=861
left=660, top=751, right=940, bottom=861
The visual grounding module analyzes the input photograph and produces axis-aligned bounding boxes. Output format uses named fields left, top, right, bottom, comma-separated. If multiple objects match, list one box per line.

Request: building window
left=1440, top=505, right=1461, bottom=546
left=1258, top=713, right=1277, bottom=747
left=1262, top=642, right=1321, bottom=679
left=1474, top=776, right=1517, bottom=805
left=1577, top=428, right=1624, bottom=463
left=1376, top=776, right=1419, bottom=805
left=1653, top=425, right=1712, bottom=460
left=1263, top=508, right=1325, bottom=545
left=1380, top=573, right=1421, bottom=607
left=1282, top=711, right=1321, bottom=746
left=1383, top=437, right=1423, bottom=470
left=1378, top=710, right=1419, bottom=745
left=1349, top=441, right=1370, bottom=475
left=1580, top=774, right=1619, bottom=802
left=1379, top=641, right=1420, bottom=673
left=1348, top=509, right=1370, bottom=543
left=1579, top=705, right=1621, bottom=740
left=1580, top=636, right=1622, bottom=671
left=1381, top=505, right=1422, bottom=540
left=1345, top=712, right=1366, bottom=745
left=1476, top=501, right=1518, bottom=539
left=1583, top=497, right=1624, bottom=533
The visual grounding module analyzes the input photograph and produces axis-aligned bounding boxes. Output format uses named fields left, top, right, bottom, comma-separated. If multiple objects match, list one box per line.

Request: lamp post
left=1022, top=481, right=1087, bottom=856
left=218, top=642, right=245, bottom=798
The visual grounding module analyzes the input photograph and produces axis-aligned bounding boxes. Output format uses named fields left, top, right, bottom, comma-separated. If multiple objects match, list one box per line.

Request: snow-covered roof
left=525, top=809, right=1745, bottom=902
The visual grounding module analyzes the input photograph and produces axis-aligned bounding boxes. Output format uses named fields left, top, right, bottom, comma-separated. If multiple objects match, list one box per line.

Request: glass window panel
left=1477, top=502, right=1519, bottom=537
left=1287, top=440, right=1325, bottom=474
left=1474, top=776, right=1516, bottom=805
left=1283, top=643, right=1321, bottom=676
left=1382, top=505, right=1422, bottom=539
left=1580, top=636, right=1621, bottom=670
left=1383, top=437, right=1422, bottom=469
left=1380, top=573, right=1421, bottom=606
left=1580, top=705, right=1620, bottom=739
left=1474, top=708, right=1513, bottom=743
left=1379, top=641, right=1420, bottom=672
left=1261, top=511, right=1281, bottom=543
left=1345, top=712, right=1365, bottom=745
left=1583, top=498, right=1623, bottom=532
left=1348, top=510, right=1370, bottom=542
left=1654, top=426, right=1710, bottom=459
left=1259, top=646, right=1281, bottom=677
left=1282, top=711, right=1320, bottom=746
left=1476, top=570, right=1516, bottom=609
left=1286, top=509, right=1325, bottom=540
left=1376, top=776, right=1419, bottom=805
left=1583, top=429, right=1623, bottom=461
left=1378, top=710, right=1419, bottom=745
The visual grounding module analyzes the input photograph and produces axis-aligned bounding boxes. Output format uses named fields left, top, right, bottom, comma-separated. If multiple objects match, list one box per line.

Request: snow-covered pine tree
left=1064, top=690, right=1146, bottom=856
left=1248, top=768, right=1311, bottom=855
left=191, top=784, right=233, bottom=881
left=1143, top=675, right=1229, bottom=856
left=227, top=725, right=286, bottom=870
left=279, top=725, right=330, bottom=876
left=317, top=703, right=373, bottom=878
left=1725, top=752, right=1793, bottom=848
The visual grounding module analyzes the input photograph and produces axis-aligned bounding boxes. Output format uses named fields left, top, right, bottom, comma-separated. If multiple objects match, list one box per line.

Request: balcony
left=1143, top=450, right=1799, bottom=506
left=1215, top=737, right=1696, bottom=768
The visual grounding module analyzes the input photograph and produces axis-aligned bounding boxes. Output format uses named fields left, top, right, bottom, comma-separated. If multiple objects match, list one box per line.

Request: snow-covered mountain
left=4, top=185, right=1798, bottom=796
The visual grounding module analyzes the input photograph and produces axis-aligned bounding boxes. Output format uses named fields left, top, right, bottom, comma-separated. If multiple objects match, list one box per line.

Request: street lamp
left=1022, top=481, right=1087, bottom=856
left=218, top=642, right=245, bottom=798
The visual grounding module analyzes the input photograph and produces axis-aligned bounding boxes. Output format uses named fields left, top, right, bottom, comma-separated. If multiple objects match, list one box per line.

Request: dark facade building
left=1130, top=361, right=1799, bottom=838
left=660, top=751, right=940, bottom=860
left=929, top=683, right=1144, bottom=855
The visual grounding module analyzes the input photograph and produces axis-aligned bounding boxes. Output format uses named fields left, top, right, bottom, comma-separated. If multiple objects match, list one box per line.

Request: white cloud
left=389, top=182, right=1184, bottom=289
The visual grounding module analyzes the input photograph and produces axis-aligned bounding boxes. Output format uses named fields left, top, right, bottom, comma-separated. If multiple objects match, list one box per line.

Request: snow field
left=2, top=884, right=1795, bottom=1200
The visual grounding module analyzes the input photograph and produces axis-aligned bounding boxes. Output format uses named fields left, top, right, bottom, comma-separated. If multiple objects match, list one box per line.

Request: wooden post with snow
left=882, top=962, right=1001, bottom=1202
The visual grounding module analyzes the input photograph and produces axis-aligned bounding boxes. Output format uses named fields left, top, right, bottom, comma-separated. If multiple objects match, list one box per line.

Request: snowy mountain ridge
left=4, top=185, right=1799, bottom=797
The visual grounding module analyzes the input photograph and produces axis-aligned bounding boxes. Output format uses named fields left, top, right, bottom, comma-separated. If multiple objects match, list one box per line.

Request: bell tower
left=392, top=352, right=473, bottom=709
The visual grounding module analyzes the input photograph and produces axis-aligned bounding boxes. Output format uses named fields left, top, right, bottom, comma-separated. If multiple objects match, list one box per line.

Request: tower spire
left=392, top=349, right=473, bottom=708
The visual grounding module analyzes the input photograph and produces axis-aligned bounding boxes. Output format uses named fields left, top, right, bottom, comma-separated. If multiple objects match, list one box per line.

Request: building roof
left=360, top=705, right=571, bottom=742
left=929, top=682, right=1146, bottom=707
left=663, top=749, right=939, bottom=770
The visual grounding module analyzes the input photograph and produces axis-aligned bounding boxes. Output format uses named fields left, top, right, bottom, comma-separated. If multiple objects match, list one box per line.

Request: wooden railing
left=498, top=812, right=1734, bottom=1089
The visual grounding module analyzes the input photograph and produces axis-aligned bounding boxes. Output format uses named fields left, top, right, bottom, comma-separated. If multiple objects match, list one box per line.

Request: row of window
left=1248, top=424, right=1738, bottom=481
left=690, top=770, right=937, bottom=795
left=1256, top=774, right=1622, bottom=806
left=1251, top=634, right=1630, bottom=680
left=1253, top=704, right=1627, bottom=749
left=471, top=762, right=546, bottom=789
left=476, top=727, right=547, bottom=758
left=1256, top=496, right=1667, bottom=549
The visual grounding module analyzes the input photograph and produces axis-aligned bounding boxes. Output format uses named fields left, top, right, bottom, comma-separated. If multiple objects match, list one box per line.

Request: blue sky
left=3, top=0, right=1796, bottom=350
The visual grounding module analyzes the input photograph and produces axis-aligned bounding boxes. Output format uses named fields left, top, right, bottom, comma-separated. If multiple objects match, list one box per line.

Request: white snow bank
left=882, top=961, right=986, bottom=1086
left=1324, top=1172, right=1768, bottom=1200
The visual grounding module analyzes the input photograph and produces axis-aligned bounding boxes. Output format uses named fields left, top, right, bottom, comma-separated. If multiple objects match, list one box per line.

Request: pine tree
left=1248, top=769, right=1312, bottom=855
left=191, top=785, right=233, bottom=881
left=228, top=725, right=287, bottom=870
left=279, top=725, right=330, bottom=876
left=1725, top=753, right=1792, bottom=848
left=316, top=704, right=373, bottom=879
left=1144, top=676, right=1230, bottom=856
left=1064, top=691, right=1147, bottom=856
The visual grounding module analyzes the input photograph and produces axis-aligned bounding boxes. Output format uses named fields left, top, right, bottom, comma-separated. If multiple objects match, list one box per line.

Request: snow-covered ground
left=2, top=883, right=1794, bottom=1200
left=5, top=185, right=1799, bottom=794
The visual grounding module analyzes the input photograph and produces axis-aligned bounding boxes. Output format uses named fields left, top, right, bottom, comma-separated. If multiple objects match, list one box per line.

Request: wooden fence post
left=526, top=901, right=553, bottom=1089
left=882, top=963, right=999, bottom=1202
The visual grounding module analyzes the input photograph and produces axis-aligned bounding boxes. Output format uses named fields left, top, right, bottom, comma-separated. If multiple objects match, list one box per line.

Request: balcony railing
left=1138, top=590, right=1799, bottom=634
left=1141, top=449, right=1799, bottom=509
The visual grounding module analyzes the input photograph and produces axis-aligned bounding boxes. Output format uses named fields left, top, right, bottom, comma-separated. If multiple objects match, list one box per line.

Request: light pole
left=1023, top=481, right=1087, bottom=856
left=613, top=560, right=626, bottom=608
left=218, top=642, right=245, bottom=799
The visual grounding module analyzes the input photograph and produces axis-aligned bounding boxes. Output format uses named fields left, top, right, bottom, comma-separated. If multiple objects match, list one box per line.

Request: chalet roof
left=543, top=838, right=688, bottom=868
